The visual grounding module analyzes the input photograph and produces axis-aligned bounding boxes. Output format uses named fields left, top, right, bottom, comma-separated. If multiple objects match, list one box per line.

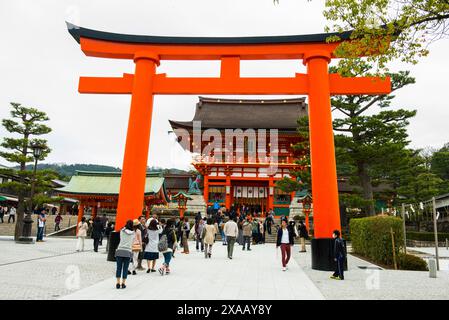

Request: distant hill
left=16, top=163, right=192, bottom=179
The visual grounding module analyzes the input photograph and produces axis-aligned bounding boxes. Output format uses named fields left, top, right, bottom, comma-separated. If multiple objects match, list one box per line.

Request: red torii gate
left=67, top=22, right=391, bottom=270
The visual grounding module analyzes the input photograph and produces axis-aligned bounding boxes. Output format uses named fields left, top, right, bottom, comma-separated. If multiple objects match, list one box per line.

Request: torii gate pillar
left=304, top=51, right=344, bottom=271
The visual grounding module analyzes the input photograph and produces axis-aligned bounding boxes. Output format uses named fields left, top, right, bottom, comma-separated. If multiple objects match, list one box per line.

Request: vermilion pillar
left=304, top=51, right=341, bottom=238
left=304, top=51, right=343, bottom=271
left=225, top=176, right=231, bottom=210
left=76, top=203, right=84, bottom=234
left=115, top=52, right=159, bottom=231
left=268, top=177, right=274, bottom=213
left=203, top=175, right=209, bottom=205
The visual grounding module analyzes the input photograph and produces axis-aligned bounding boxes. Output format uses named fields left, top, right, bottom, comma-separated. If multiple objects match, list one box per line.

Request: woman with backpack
left=158, top=219, right=177, bottom=275
left=115, top=220, right=134, bottom=289
left=143, top=219, right=162, bottom=273
left=130, top=219, right=143, bottom=275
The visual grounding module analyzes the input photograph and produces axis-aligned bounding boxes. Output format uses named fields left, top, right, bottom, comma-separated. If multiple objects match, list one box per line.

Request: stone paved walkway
left=61, top=241, right=324, bottom=300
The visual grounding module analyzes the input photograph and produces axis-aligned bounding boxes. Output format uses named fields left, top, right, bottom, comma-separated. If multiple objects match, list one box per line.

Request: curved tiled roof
left=57, top=171, right=165, bottom=196
left=169, top=97, right=307, bottom=130
left=66, top=22, right=353, bottom=45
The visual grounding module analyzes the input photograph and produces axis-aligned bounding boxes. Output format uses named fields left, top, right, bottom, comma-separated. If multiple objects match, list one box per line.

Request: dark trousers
left=333, top=256, right=345, bottom=280
left=54, top=223, right=60, bottom=231
left=8, top=215, right=15, bottom=223
left=227, top=236, right=236, bottom=258
left=195, top=235, right=204, bottom=251
left=0, top=215, right=3, bottom=223
left=116, top=256, right=130, bottom=279
left=93, top=238, right=100, bottom=252
left=242, top=236, right=251, bottom=250
left=267, top=224, right=272, bottom=235
left=36, top=227, right=44, bottom=241
left=280, top=244, right=291, bottom=267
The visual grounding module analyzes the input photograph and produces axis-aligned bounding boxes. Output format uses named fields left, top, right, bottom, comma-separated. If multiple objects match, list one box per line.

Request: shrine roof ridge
left=66, top=22, right=353, bottom=45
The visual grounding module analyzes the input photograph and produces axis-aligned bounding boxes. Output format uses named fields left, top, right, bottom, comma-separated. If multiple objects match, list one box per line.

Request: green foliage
left=398, top=253, right=428, bottom=271
left=275, top=177, right=302, bottom=193
left=350, top=215, right=404, bottom=266
left=0, top=103, right=51, bottom=165
left=392, top=149, right=444, bottom=204
left=407, top=231, right=449, bottom=242
left=323, top=0, right=449, bottom=73
left=332, top=63, right=416, bottom=214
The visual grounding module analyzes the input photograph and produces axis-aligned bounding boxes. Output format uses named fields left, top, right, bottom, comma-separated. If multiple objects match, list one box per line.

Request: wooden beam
left=78, top=73, right=391, bottom=96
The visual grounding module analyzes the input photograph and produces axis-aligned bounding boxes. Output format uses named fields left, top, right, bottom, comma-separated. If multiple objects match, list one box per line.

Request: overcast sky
left=0, top=0, right=448, bottom=171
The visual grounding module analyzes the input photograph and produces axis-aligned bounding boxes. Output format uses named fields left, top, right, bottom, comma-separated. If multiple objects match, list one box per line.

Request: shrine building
left=169, top=97, right=307, bottom=217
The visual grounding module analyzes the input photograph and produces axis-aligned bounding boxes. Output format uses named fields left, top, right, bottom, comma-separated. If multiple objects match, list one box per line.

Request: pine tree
left=0, top=102, right=52, bottom=240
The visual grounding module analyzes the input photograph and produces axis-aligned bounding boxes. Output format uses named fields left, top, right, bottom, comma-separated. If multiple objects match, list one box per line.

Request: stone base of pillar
left=311, top=238, right=348, bottom=271
left=107, top=231, right=121, bottom=262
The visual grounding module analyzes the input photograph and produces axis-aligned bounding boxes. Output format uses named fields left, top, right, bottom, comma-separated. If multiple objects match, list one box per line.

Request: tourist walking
left=99, top=214, right=108, bottom=246
left=104, top=221, right=114, bottom=253
left=258, top=220, right=265, bottom=244
left=242, top=217, right=252, bottom=251
left=91, top=217, right=104, bottom=252
left=0, top=206, right=4, bottom=223
left=298, top=221, right=309, bottom=252
left=181, top=217, right=190, bottom=254
left=130, top=219, right=143, bottom=275
left=252, top=219, right=259, bottom=244
left=143, top=219, right=162, bottom=273
left=237, top=216, right=244, bottom=245
left=330, top=230, right=346, bottom=280
left=137, top=216, right=147, bottom=270
left=224, top=217, right=238, bottom=259
left=265, top=211, right=274, bottom=235
left=8, top=206, right=16, bottom=223
left=158, top=219, right=177, bottom=275
left=203, top=218, right=217, bottom=258
left=115, top=220, right=134, bottom=289
left=36, top=210, right=47, bottom=242
left=54, top=213, right=63, bottom=231
left=76, top=217, right=88, bottom=252
left=194, top=217, right=205, bottom=252
left=276, top=219, right=295, bottom=271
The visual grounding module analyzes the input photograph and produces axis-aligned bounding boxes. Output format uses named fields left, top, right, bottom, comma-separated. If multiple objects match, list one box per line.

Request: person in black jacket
left=276, top=218, right=295, bottom=271
left=330, top=230, right=346, bottom=280
left=91, top=217, right=104, bottom=252
left=298, top=221, right=309, bottom=253
left=158, top=219, right=177, bottom=276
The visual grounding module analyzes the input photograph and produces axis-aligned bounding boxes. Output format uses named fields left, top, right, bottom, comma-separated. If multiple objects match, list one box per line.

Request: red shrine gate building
left=170, top=97, right=308, bottom=217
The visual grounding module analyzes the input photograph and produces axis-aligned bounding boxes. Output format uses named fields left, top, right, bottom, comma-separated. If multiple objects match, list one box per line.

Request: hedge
left=398, top=254, right=428, bottom=271
left=406, top=231, right=449, bottom=242
left=350, top=216, right=404, bottom=267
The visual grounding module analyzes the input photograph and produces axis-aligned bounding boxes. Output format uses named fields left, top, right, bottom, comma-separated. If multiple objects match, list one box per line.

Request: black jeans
left=8, top=215, right=15, bottom=223
left=333, top=256, right=345, bottom=279
left=242, top=236, right=251, bottom=250
left=93, top=238, right=100, bottom=252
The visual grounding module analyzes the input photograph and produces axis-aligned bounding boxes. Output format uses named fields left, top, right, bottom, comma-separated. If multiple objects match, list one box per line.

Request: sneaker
left=116, top=283, right=120, bottom=289
left=150, top=269, right=156, bottom=273
left=132, top=271, right=137, bottom=275
left=127, top=270, right=131, bottom=275
left=121, top=283, right=126, bottom=289
left=165, top=268, right=170, bottom=274
left=330, top=276, right=341, bottom=280
left=208, top=253, right=211, bottom=258
left=158, top=267, right=165, bottom=276
left=247, top=249, right=252, bottom=251
left=282, top=267, right=286, bottom=271
left=146, top=269, right=151, bottom=274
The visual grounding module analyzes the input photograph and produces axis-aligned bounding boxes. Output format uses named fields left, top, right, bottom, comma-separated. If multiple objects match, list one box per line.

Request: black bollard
left=107, top=231, right=120, bottom=262
left=311, top=238, right=348, bottom=271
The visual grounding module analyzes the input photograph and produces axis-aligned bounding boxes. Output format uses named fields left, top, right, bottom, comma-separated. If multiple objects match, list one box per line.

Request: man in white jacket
left=224, top=217, right=239, bottom=259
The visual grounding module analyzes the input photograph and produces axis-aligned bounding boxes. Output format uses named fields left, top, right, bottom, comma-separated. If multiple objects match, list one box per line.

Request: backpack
left=158, top=234, right=168, bottom=252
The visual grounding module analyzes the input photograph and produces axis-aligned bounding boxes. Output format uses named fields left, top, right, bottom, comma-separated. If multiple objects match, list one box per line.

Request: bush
left=406, top=231, right=449, bottom=242
left=350, top=216, right=404, bottom=267
left=398, top=254, right=428, bottom=271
